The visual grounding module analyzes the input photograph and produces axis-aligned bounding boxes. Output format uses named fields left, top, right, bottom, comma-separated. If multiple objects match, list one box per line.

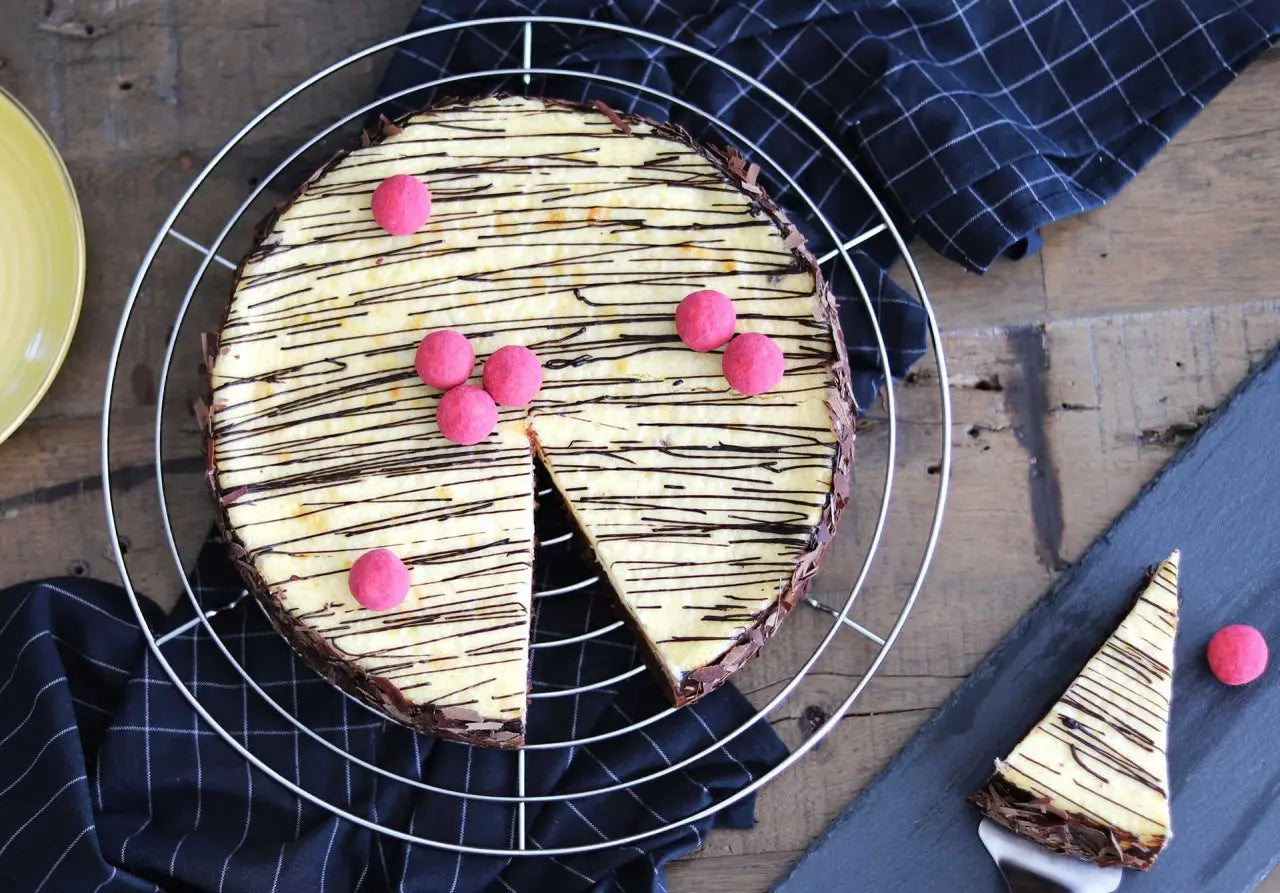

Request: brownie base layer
left=201, top=353, right=527, bottom=748
left=970, top=775, right=1166, bottom=871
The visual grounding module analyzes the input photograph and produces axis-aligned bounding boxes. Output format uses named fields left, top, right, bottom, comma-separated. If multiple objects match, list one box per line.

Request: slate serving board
left=776, top=347, right=1280, bottom=893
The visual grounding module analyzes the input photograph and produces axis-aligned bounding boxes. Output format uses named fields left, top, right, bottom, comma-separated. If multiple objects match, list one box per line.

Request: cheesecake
left=970, top=550, right=1181, bottom=869
left=205, top=95, right=854, bottom=747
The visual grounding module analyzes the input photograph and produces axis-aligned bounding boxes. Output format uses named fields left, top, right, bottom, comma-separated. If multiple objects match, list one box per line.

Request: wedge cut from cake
left=971, top=550, right=1181, bottom=870
left=206, top=95, right=853, bottom=747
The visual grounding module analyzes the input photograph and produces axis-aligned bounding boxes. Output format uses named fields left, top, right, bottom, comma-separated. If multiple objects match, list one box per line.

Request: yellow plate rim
left=0, top=85, right=87, bottom=447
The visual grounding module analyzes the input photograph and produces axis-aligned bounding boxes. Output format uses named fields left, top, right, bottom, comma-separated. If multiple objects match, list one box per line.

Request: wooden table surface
left=2, top=3, right=1277, bottom=889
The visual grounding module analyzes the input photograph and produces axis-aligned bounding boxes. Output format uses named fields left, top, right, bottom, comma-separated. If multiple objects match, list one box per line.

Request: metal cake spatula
left=979, top=819, right=1123, bottom=893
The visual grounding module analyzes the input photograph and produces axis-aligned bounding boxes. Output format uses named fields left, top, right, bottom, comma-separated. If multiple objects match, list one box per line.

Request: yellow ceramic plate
left=0, top=86, right=85, bottom=446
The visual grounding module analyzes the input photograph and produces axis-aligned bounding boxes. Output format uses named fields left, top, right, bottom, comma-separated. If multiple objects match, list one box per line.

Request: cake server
left=978, top=818, right=1123, bottom=893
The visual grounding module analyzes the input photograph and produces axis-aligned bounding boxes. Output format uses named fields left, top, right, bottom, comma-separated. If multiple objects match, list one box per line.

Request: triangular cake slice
left=970, top=550, right=1181, bottom=870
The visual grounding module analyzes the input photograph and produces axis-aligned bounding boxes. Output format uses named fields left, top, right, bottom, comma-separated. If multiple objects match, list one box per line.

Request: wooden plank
left=1042, top=54, right=1280, bottom=320
left=1047, top=302, right=1280, bottom=560
left=0, top=406, right=209, bottom=604
left=889, top=247, right=1048, bottom=332
left=667, top=850, right=803, bottom=890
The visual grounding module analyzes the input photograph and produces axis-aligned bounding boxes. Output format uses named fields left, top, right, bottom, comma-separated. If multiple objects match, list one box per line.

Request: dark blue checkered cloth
left=3, top=3, right=1277, bottom=891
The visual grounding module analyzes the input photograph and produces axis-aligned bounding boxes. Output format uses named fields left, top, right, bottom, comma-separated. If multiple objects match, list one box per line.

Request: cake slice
left=970, top=550, right=1181, bottom=870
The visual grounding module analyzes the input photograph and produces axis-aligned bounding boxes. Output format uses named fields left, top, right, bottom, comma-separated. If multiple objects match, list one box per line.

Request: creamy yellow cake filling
left=210, top=96, right=846, bottom=734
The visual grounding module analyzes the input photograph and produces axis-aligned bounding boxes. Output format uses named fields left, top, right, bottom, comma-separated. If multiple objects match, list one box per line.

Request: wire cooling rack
left=101, top=16, right=952, bottom=858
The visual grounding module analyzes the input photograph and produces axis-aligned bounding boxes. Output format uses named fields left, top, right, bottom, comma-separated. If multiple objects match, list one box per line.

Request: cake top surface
left=208, top=95, right=852, bottom=745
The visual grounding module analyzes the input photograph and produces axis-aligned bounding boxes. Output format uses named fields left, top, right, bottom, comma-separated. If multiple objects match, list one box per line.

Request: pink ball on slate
left=483, top=345, right=544, bottom=407
left=348, top=548, right=411, bottom=611
left=676, top=289, right=737, bottom=352
left=1207, top=624, right=1269, bottom=686
left=437, top=385, right=498, bottom=445
left=416, top=329, right=474, bottom=390
left=722, top=333, right=785, bottom=396
left=371, top=174, right=432, bottom=235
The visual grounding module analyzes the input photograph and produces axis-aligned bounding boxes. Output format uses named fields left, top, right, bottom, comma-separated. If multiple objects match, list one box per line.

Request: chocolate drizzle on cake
left=207, top=95, right=854, bottom=745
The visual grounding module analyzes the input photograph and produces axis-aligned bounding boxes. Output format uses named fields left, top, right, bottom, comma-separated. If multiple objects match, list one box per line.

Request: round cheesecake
left=206, top=95, right=854, bottom=747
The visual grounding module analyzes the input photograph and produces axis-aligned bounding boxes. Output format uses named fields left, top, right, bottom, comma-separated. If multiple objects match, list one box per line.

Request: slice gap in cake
left=970, top=550, right=1181, bottom=870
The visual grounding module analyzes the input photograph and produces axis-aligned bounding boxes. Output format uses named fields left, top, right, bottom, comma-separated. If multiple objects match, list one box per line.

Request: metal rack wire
left=101, top=16, right=952, bottom=857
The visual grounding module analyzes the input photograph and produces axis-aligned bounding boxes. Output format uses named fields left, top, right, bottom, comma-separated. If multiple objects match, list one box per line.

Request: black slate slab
left=776, top=347, right=1280, bottom=893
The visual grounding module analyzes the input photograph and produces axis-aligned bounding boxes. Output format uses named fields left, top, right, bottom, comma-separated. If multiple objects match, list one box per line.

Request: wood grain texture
left=0, top=5, right=1276, bottom=890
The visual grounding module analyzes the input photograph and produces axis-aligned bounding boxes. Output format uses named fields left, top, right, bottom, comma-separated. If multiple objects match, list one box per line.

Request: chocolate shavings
left=591, top=99, right=632, bottom=134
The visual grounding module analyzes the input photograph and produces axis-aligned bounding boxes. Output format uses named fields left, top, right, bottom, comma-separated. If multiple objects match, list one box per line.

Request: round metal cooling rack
left=101, top=16, right=953, bottom=858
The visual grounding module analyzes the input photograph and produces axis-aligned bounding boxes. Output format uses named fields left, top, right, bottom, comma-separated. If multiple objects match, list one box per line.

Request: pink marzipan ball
left=483, top=345, right=544, bottom=407
left=415, top=330, right=475, bottom=390
left=722, top=333, right=785, bottom=396
left=1207, top=624, right=1269, bottom=686
left=348, top=548, right=410, bottom=611
left=371, top=174, right=432, bottom=235
left=437, top=385, right=498, bottom=445
left=676, top=290, right=737, bottom=352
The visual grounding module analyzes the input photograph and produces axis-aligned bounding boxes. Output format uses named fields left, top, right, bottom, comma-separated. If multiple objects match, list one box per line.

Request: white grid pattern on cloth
left=35, top=825, right=95, bottom=892
left=0, top=775, right=87, bottom=858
